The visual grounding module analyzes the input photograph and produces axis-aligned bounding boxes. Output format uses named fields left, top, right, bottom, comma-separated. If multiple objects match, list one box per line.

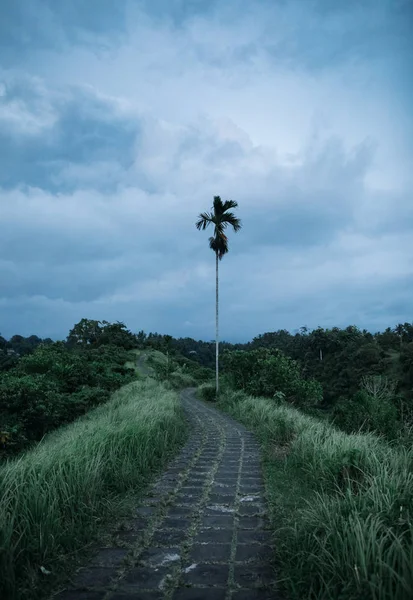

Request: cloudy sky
left=0, top=0, right=412, bottom=342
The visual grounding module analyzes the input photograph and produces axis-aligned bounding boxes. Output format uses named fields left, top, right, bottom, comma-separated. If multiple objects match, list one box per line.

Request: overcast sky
left=0, top=0, right=412, bottom=342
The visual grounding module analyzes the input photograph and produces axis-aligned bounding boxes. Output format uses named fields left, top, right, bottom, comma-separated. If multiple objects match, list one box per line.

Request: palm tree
left=196, top=196, right=242, bottom=396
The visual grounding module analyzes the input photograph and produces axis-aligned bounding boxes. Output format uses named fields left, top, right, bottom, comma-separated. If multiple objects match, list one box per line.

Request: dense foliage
left=155, top=324, right=413, bottom=413
left=175, top=323, right=413, bottom=440
left=221, top=347, right=322, bottom=408
left=0, top=333, right=52, bottom=372
left=0, top=321, right=137, bottom=455
left=2, top=320, right=413, bottom=446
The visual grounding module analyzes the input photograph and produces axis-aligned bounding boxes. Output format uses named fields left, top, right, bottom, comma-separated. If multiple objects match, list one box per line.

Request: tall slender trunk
left=215, top=251, right=219, bottom=396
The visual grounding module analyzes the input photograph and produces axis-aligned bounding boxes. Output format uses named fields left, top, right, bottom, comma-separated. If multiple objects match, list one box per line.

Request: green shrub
left=172, top=356, right=214, bottom=383
left=0, top=373, right=65, bottom=443
left=222, top=348, right=322, bottom=408
left=197, top=382, right=217, bottom=402
left=66, top=387, right=111, bottom=415
left=0, top=343, right=135, bottom=455
left=192, top=366, right=214, bottom=383
left=169, top=371, right=197, bottom=389
left=332, top=390, right=399, bottom=440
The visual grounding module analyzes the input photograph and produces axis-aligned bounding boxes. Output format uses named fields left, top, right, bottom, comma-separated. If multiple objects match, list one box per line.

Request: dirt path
left=53, top=388, right=277, bottom=600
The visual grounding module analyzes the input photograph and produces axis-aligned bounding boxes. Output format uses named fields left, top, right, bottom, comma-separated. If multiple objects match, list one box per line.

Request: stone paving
left=52, top=388, right=278, bottom=600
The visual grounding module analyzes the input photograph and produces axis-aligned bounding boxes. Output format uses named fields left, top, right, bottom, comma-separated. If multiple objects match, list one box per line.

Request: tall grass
left=217, top=389, right=413, bottom=600
left=0, top=379, right=187, bottom=600
left=146, top=350, right=200, bottom=389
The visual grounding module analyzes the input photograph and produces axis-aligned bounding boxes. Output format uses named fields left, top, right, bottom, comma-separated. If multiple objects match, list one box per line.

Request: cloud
left=0, top=72, right=139, bottom=191
left=0, top=0, right=412, bottom=340
left=0, top=0, right=130, bottom=67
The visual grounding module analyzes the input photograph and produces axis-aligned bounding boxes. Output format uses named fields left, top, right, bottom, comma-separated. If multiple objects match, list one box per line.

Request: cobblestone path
left=54, top=388, right=277, bottom=600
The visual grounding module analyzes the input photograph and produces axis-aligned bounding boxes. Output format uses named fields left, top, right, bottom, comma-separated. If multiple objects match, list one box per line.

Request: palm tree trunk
left=215, top=251, right=219, bottom=396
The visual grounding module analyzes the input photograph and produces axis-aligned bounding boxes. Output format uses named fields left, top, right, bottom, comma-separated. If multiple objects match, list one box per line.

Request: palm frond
left=213, top=196, right=225, bottom=216
left=212, top=196, right=239, bottom=215
left=195, top=211, right=214, bottom=230
left=220, top=211, right=242, bottom=232
left=222, top=199, right=239, bottom=212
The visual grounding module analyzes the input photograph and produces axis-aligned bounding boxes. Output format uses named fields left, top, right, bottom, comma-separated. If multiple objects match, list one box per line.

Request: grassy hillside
left=0, top=378, right=187, bottom=600
left=212, top=386, right=413, bottom=600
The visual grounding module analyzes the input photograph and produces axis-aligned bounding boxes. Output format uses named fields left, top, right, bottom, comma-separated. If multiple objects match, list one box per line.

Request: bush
left=65, top=387, right=111, bottom=417
left=192, top=365, right=214, bottom=383
left=0, top=374, right=66, bottom=443
left=197, top=382, right=217, bottom=402
left=332, top=390, right=399, bottom=439
left=0, top=342, right=135, bottom=455
left=174, top=358, right=213, bottom=384
left=222, top=348, right=322, bottom=408
left=168, top=371, right=197, bottom=389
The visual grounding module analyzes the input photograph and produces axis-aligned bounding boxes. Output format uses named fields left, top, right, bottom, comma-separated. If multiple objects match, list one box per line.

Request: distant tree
left=66, top=319, right=137, bottom=349
left=67, top=319, right=102, bottom=346
left=136, top=330, right=147, bottom=348
left=0, top=335, right=7, bottom=351
left=98, top=321, right=136, bottom=349
left=196, top=196, right=242, bottom=396
left=146, top=332, right=165, bottom=351
left=6, top=334, right=45, bottom=356
left=375, top=327, right=400, bottom=351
